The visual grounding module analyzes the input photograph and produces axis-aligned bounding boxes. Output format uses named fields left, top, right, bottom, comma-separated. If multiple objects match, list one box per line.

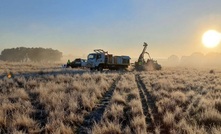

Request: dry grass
left=92, top=73, right=147, bottom=134
left=1, top=63, right=221, bottom=133
left=92, top=120, right=122, bottom=134
left=140, top=67, right=221, bottom=133
left=0, top=63, right=119, bottom=133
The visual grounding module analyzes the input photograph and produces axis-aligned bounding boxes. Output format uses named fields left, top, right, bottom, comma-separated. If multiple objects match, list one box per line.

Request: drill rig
left=135, top=42, right=161, bottom=71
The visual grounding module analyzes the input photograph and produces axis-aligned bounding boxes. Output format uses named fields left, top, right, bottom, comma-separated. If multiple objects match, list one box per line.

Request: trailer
left=86, top=49, right=130, bottom=71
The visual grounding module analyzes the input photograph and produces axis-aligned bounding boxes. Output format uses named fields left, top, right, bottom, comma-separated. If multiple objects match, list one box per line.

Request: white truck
left=86, top=49, right=131, bottom=71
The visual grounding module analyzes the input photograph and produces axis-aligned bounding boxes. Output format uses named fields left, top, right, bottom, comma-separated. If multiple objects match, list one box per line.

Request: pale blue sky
left=0, top=0, right=221, bottom=59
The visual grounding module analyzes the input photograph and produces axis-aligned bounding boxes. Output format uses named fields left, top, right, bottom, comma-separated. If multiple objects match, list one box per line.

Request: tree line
left=0, top=47, right=62, bottom=62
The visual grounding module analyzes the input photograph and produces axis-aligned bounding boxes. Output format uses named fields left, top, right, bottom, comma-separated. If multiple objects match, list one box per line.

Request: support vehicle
left=67, top=58, right=87, bottom=68
left=87, top=49, right=130, bottom=71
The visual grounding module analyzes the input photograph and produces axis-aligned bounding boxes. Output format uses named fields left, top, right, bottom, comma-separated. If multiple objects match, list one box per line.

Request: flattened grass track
left=135, top=74, right=169, bottom=134
left=135, top=74, right=154, bottom=132
left=78, top=76, right=121, bottom=134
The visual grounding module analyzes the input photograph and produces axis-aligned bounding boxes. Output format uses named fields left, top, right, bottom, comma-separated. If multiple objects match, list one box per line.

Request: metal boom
left=138, top=42, right=148, bottom=63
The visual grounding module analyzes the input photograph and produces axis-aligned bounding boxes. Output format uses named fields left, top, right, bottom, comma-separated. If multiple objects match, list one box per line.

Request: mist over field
left=1, top=47, right=221, bottom=69
left=46, top=49, right=221, bottom=68
left=1, top=0, right=221, bottom=133
left=159, top=52, right=221, bottom=68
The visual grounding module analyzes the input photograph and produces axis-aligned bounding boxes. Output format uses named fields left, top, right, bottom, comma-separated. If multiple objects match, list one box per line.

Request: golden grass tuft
left=45, top=120, right=73, bottom=134
left=111, top=92, right=126, bottom=106
left=130, top=116, right=147, bottom=134
left=103, top=103, right=124, bottom=121
left=11, top=89, right=29, bottom=101
left=129, top=99, right=143, bottom=117
left=53, top=122, right=73, bottom=134
left=92, top=120, right=122, bottom=134
left=163, top=111, right=175, bottom=127
left=12, top=114, right=39, bottom=132
left=198, top=108, right=221, bottom=127
left=171, top=91, right=187, bottom=104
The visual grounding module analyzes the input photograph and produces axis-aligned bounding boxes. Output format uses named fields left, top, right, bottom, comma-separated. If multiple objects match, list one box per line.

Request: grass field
left=0, top=62, right=221, bottom=134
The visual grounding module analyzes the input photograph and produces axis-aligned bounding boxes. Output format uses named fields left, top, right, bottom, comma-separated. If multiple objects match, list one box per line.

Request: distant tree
left=0, top=47, right=62, bottom=62
left=45, top=49, right=62, bottom=62
left=1, top=48, right=15, bottom=61
left=28, top=48, right=43, bottom=62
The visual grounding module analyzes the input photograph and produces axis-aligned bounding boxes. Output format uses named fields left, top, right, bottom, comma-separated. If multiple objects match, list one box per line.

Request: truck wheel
left=97, top=66, right=103, bottom=72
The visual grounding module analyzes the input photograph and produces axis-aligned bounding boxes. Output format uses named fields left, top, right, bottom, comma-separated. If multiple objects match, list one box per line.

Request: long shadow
left=28, top=92, right=48, bottom=133
left=0, top=69, right=87, bottom=79
left=78, top=76, right=121, bottom=134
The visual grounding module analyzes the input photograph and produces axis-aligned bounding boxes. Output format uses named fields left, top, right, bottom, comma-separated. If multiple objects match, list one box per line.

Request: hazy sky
left=0, top=0, right=221, bottom=59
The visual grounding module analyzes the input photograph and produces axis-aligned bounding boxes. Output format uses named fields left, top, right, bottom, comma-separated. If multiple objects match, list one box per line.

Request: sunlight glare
left=202, top=30, right=221, bottom=48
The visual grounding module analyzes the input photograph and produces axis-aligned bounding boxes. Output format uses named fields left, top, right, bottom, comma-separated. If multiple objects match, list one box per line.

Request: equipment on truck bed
left=135, top=42, right=161, bottom=71
left=87, top=49, right=130, bottom=71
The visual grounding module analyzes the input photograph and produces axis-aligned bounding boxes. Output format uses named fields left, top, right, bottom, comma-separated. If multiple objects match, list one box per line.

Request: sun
left=202, top=30, right=221, bottom=48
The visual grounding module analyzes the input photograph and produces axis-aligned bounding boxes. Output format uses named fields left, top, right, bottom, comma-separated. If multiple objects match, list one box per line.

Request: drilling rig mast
left=135, top=42, right=161, bottom=71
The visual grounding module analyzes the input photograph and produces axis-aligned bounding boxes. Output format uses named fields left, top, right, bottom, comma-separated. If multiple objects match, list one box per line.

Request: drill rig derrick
left=138, top=42, right=148, bottom=64
left=135, top=42, right=161, bottom=71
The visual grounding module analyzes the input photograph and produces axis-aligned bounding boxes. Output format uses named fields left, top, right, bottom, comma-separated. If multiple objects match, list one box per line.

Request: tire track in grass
left=135, top=74, right=154, bottom=132
left=121, top=105, right=132, bottom=131
left=136, top=74, right=170, bottom=134
left=78, top=76, right=121, bottom=134
left=27, top=92, right=48, bottom=133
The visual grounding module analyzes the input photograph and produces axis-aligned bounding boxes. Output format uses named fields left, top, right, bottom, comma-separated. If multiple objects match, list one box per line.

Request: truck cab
left=87, top=52, right=105, bottom=70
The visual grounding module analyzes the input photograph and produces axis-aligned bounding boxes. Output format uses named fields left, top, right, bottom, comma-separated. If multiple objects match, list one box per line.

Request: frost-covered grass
left=0, top=65, right=118, bottom=133
left=140, top=67, right=221, bottom=133
left=1, top=62, right=221, bottom=134
left=91, top=73, right=146, bottom=134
